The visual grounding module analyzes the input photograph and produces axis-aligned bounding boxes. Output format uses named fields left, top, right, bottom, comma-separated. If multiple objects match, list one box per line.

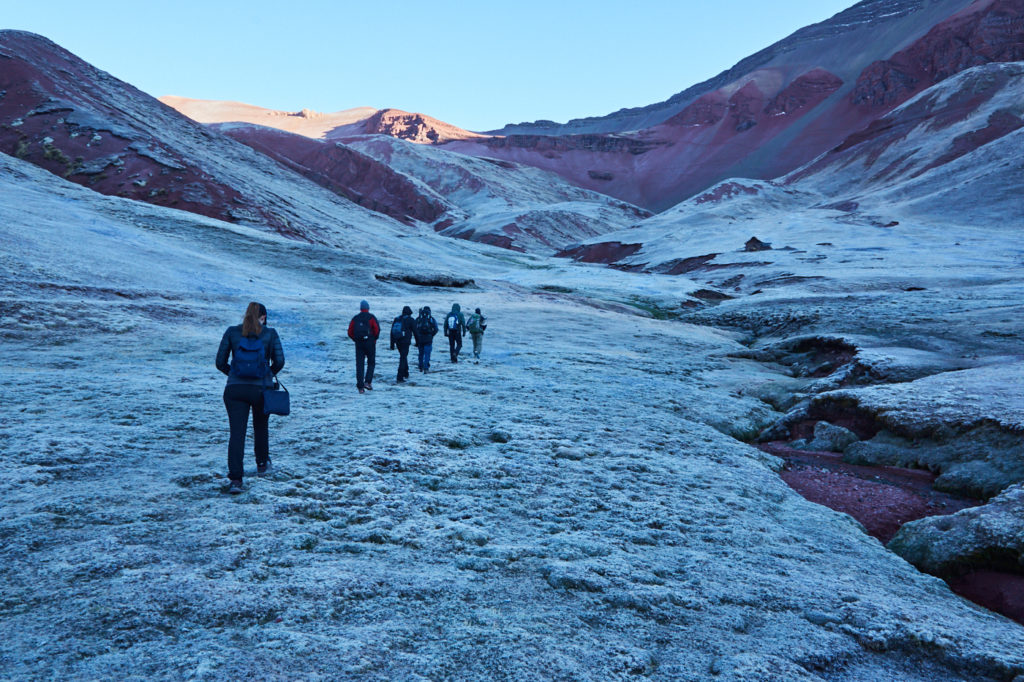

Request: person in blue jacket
left=216, top=302, right=285, bottom=494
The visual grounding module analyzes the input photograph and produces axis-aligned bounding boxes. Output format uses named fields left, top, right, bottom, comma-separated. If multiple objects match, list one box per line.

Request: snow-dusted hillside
left=0, top=30, right=413, bottom=248
left=4, top=147, right=1023, bottom=679
left=787, top=61, right=1024, bottom=224
left=444, top=0, right=1024, bottom=211
left=164, top=97, right=651, bottom=254
left=341, top=134, right=650, bottom=253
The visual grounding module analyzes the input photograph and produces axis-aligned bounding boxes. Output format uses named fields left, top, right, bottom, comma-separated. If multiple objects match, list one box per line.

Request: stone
left=888, top=483, right=1024, bottom=575
left=806, top=421, right=860, bottom=452
left=744, top=236, right=773, bottom=252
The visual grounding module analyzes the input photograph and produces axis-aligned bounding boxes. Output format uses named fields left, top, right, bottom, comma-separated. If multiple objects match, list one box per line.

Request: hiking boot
left=358, top=387, right=365, bottom=394
left=257, top=459, right=273, bottom=476
left=228, top=479, right=244, bottom=495
left=365, top=382, right=373, bottom=391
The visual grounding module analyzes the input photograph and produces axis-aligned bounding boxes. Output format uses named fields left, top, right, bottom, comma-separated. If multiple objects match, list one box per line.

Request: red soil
left=762, top=442, right=1024, bottom=626
left=948, top=571, right=1024, bottom=624
left=763, top=442, right=977, bottom=544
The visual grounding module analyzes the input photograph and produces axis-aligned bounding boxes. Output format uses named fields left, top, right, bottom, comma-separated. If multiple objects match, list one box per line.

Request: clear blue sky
left=7, top=0, right=856, bottom=132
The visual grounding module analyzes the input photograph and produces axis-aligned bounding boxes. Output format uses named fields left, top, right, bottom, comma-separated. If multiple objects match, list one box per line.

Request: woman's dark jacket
left=216, top=325, right=285, bottom=387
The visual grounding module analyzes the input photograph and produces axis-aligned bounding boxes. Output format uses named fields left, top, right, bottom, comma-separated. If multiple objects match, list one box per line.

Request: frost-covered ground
left=3, top=153, right=1024, bottom=680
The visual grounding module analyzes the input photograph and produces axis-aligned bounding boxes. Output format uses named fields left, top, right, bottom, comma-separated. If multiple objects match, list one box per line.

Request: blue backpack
left=231, top=336, right=267, bottom=379
left=391, top=316, right=412, bottom=343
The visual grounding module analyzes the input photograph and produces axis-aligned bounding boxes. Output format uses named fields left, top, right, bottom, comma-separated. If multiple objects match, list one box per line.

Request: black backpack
left=416, top=314, right=435, bottom=338
left=352, top=314, right=371, bottom=341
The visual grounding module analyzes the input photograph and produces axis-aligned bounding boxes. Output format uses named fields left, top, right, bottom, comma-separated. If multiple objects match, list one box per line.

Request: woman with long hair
left=215, top=302, right=285, bottom=494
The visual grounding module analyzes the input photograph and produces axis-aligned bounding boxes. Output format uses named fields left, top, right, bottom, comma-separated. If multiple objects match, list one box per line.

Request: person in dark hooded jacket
left=443, top=303, right=466, bottom=363
left=389, top=305, right=415, bottom=383
left=413, top=306, right=438, bottom=373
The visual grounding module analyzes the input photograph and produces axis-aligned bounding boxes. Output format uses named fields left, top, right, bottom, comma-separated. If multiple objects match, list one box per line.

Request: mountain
left=491, top=0, right=979, bottom=136
left=161, top=96, right=484, bottom=142
left=0, top=30, right=406, bottom=246
left=441, top=0, right=1024, bottom=211
left=209, top=122, right=450, bottom=225
left=784, top=60, right=1024, bottom=223
left=159, top=95, right=378, bottom=138
left=154, top=1, right=1024, bottom=216
left=556, top=60, right=1024, bottom=279
left=1, top=31, right=641, bottom=254
left=337, top=134, right=650, bottom=253
left=166, top=100, right=650, bottom=253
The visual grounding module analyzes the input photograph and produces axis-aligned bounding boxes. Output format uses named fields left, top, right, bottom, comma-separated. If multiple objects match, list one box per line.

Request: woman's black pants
left=224, top=384, right=269, bottom=481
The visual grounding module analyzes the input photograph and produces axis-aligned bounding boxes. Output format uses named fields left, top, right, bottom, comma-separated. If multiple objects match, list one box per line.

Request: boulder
left=744, top=236, right=773, bottom=252
left=804, top=421, right=860, bottom=452
left=888, top=484, right=1024, bottom=575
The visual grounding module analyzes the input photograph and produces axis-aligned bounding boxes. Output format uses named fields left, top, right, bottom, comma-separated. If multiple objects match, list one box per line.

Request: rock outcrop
left=360, top=108, right=483, bottom=143
left=889, top=483, right=1024, bottom=575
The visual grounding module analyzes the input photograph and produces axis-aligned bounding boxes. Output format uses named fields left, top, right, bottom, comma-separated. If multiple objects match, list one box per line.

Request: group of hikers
left=346, top=300, right=487, bottom=393
left=215, top=300, right=487, bottom=493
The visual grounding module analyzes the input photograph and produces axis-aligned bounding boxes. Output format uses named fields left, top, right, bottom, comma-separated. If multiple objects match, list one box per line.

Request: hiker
left=347, top=300, right=380, bottom=393
left=444, top=303, right=467, bottom=363
left=389, top=305, right=415, bottom=383
left=215, top=301, right=285, bottom=494
left=413, top=306, right=438, bottom=373
left=467, top=307, right=487, bottom=359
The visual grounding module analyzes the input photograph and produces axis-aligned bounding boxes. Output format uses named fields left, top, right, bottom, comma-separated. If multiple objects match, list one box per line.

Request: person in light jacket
left=466, top=307, right=487, bottom=359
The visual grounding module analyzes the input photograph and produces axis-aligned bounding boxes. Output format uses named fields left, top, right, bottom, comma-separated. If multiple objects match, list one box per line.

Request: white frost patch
left=827, top=362, right=1024, bottom=432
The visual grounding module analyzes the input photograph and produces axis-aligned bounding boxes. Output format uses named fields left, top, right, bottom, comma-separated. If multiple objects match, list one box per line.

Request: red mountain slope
left=0, top=31, right=397, bottom=243
left=443, top=0, right=1024, bottom=211
left=213, top=123, right=449, bottom=225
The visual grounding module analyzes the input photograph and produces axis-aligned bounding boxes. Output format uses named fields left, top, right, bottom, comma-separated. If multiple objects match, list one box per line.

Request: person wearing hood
left=466, top=307, right=487, bottom=360
left=389, top=305, right=416, bottom=383
left=413, top=306, right=439, bottom=373
left=347, top=300, right=380, bottom=394
left=443, top=303, right=467, bottom=363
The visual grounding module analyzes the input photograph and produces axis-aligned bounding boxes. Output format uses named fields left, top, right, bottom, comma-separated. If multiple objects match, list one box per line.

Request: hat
left=360, top=300, right=369, bottom=311
left=402, top=305, right=412, bottom=315
left=475, top=308, right=481, bottom=314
